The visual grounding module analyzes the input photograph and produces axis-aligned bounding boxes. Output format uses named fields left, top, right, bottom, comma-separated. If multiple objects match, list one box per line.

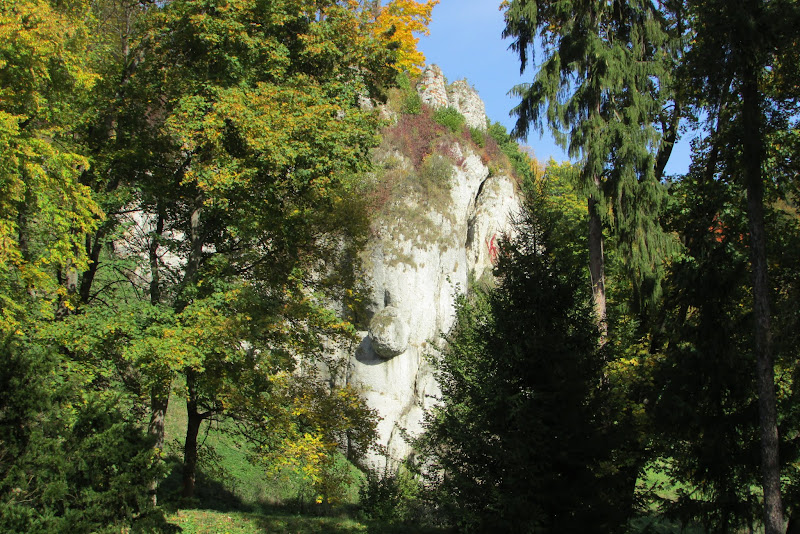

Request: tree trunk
left=79, top=231, right=104, bottom=304
left=62, top=254, right=78, bottom=295
left=148, top=391, right=169, bottom=506
left=188, top=195, right=203, bottom=281
left=654, top=101, right=680, bottom=182
left=17, top=187, right=31, bottom=264
left=149, top=207, right=164, bottom=305
left=742, top=60, right=784, bottom=534
left=786, top=514, right=800, bottom=534
left=182, top=369, right=208, bottom=499
left=144, top=202, right=170, bottom=505
left=177, top=194, right=205, bottom=499
left=182, top=398, right=202, bottom=499
left=588, top=192, right=607, bottom=341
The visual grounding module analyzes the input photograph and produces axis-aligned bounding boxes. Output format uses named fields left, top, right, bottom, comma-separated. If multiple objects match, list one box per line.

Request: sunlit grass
left=167, top=509, right=370, bottom=534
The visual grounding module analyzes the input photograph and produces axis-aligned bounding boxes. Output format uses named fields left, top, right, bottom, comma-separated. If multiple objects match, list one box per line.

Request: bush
left=0, top=336, right=165, bottom=534
left=358, top=466, right=422, bottom=525
left=486, top=121, right=541, bottom=182
left=417, top=154, right=454, bottom=206
left=382, top=109, right=452, bottom=168
left=469, top=126, right=486, bottom=148
left=395, top=71, right=413, bottom=92
left=403, top=92, right=422, bottom=115
left=387, top=72, right=423, bottom=115
left=432, top=106, right=465, bottom=133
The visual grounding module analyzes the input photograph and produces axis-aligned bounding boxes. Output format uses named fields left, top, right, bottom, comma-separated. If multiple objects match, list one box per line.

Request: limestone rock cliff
left=416, top=65, right=487, bottom=131
left=345, top=66, right=520, bottom=468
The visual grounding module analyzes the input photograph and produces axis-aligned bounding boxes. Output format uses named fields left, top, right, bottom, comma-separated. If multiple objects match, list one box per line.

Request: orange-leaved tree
left=371, top=0, right=439, bottom=74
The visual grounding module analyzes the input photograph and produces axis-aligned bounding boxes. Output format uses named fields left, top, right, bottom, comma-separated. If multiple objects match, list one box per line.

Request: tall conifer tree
left=679, top=0, right=800, bottom=529
left=502, top=0, right=681, bottom=331
left=418, top=176, right=629, bottom=532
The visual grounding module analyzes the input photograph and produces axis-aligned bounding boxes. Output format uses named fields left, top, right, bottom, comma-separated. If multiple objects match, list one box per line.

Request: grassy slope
left=167, top=509, right=368, bottom=534
left=161, top=393, right=360, bottom=508
left=160, top=396, right=447, bottom=533
left=160, top=394, right=275, bottom=508
left=167, top=509, right=451, bottom=534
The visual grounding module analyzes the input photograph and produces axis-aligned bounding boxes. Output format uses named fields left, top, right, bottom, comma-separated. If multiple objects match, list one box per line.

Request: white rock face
left=415, top=65, right=487, bottom=131
left=467, top=174, right=519, bottom=279
left=416, top=64, right=449, bottom=109
left=448, top=80, right=487, bottom=131
left=345, top=70, right=521, bottom=468
left=349, top=159, right=519, bottom=469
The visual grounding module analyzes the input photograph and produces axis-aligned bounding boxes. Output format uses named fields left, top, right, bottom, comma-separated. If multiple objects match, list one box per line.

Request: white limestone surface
left=342, top=65, right=521, bottom=469
left=348, top=153, right=520, bottom=468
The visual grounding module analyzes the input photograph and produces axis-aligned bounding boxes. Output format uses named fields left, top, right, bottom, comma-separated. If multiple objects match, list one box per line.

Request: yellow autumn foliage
left=0, top=0, right=101, bottom=332
left=373, top=0, right=439, bottom=74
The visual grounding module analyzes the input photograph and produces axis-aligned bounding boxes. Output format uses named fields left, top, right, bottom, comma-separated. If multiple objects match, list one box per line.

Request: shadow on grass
left=251, top=515, right=363, bottom=534
left=629, top=514, right=707, bottom=534
left=158, top=457, right=454, bottom=533
left=159, top=455, right=254, bottom=513
left=251, top=515, right=454, bottom=534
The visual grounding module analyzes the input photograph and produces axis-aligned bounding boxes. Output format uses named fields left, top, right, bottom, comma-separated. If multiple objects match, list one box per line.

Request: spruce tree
left=0, top=334, right=165, bottom=532
left=418, top=180, right=630, bottom=532
left=502, top=0, right=681, bottom=330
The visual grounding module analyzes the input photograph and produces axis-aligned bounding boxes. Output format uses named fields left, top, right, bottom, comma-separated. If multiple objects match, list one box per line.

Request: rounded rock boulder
left=368, top=306, right=410, bottom=359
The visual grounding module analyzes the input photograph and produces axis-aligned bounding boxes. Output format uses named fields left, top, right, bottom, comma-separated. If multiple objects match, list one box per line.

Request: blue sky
left=417, top=0, right=692, bottom=175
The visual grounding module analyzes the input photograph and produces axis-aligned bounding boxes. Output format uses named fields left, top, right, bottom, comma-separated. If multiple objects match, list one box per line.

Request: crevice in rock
left=465, top=215, right=476, bottom=249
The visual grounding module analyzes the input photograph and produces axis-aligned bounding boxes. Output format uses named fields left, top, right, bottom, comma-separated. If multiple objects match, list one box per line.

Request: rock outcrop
left=345, top=66, right=520, bottom=469
left=416, top=65, right=487, bottom=131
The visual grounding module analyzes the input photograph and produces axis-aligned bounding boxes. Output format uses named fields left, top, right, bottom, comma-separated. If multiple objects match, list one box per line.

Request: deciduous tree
left=371, top=0, right=438, bottom=74
left=0, top=0, right=101, bottom=330
left=65, top=0, right=392, bottom=499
